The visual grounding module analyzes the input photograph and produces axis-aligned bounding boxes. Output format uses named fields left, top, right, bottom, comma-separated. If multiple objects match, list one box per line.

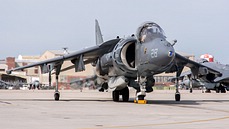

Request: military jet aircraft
left=170, top=71, right=210, bottom=93
left=171, top=59, right=229, bottom=93
left=0, top=80, right=11, bottom=89
left=7, top=20, right=221, bottom=103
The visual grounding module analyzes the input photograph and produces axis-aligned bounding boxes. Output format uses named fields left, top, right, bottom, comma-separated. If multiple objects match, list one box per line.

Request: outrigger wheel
left=54, top=92, right=60, bottom=101
left=175, top=92, right=180, bottom=101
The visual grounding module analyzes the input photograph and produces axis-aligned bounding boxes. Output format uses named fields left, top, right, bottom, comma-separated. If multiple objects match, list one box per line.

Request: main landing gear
left=112, top=87, right=129, bottom=102
left=216, top=85, right=226, bottom=93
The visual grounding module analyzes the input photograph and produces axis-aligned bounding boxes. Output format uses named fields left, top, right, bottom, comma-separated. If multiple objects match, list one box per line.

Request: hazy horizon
left=1, top=0, right=229, bottom=63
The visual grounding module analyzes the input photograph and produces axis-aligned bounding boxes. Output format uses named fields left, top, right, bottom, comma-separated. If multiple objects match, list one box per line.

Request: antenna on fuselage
left=171, top=39, right=177, bottom=46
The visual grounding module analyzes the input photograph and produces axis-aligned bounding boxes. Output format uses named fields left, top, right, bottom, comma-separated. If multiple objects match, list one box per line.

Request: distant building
left=0, top=57, right=27, bottom=87
left=0, top=57, right=17, bottom=72
left=16, top=55, right=40, bottom=80
left=0, top=59, right=7, bottom=72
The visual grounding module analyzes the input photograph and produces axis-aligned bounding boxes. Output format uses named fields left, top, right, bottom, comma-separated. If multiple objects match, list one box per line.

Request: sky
left=0, top=0, right=229, bottom=63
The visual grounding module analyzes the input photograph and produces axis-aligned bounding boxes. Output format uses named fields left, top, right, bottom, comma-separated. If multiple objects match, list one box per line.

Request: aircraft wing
left=7, top=38, right=121, bottom=74
left=166, top=53, right=222, bottom=77
left=215, top=76, right=229, bottom=83
left=214, top=71, right=229, bottom=83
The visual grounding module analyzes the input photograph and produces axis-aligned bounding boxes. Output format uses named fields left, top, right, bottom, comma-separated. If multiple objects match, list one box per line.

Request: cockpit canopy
left=136, top=22, right=165, bottom=43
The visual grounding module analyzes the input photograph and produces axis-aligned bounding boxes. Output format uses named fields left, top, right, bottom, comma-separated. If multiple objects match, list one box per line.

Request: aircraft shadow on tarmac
left=2, top=98, right=229, bottom=106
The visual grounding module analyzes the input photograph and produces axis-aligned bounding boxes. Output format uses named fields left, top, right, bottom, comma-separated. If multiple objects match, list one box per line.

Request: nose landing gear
left=134, top=76, right=147, bottom=104
left=175, top=71, right=181, bottom=101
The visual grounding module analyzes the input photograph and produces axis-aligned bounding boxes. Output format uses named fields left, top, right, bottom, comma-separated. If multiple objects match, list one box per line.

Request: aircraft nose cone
left=155, top=41, right=175, bottom=67
left=136, top=39, right=175, bottom=76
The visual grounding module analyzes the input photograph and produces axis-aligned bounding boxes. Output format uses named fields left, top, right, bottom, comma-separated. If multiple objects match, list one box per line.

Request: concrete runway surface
left=0, top=89, right=229, bottom=129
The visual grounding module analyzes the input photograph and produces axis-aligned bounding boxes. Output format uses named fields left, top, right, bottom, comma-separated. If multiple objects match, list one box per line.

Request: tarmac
left=0, top=89, right=229, bottom=129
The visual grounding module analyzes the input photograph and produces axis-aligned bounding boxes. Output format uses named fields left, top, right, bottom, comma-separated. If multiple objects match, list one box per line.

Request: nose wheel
left=175, top=81, right=181, bottom=101
left=134, top=94, right=147, bottom=104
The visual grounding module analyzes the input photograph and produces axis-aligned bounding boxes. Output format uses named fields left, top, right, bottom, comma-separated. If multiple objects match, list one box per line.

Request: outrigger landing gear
left=53, top=62, right=62, bottom=101
left=175, top=92, right=180, bottom=101
left=54, top=74, right=60, bottom=101
left=134, top=76, right=147, bottom=104
left=54, top=91, right=60, bottom=101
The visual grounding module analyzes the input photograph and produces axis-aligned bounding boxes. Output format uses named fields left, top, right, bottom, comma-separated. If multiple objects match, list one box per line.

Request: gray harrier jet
left=171, top=59, right=229, bottom=93
left=7, top=20, right=221, bottom=103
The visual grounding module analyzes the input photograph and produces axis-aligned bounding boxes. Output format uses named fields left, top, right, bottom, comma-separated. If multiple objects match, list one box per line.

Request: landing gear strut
left=175, top=72, right=180, bottom=101
left=189, top=78, right=193, bottom=93
left=54, top=75, right=60, bottom=101
left=53, top=62, right=62, bottom=101
left=134, top=76, right=147, bottom=104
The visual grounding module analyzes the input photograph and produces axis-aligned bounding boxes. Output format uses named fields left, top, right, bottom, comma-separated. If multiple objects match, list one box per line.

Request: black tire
left=205, top=89, right=211, bottom=93
left=54, top=93, right=60, bottom=101
left=99, top=88, right=104, bottom=92
left=220, top=86, right=226, bottom=93
left=190, top=88, right=193, bottom=93
left=175, top=93, right=180, bottom=101
left=121, top=87, right=129, bottom=102
left=112, top=90, right=119, bottom=102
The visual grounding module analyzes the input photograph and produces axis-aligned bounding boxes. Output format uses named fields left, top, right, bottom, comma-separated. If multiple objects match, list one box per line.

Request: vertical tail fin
left=95, top=19, right=104, bottom=45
